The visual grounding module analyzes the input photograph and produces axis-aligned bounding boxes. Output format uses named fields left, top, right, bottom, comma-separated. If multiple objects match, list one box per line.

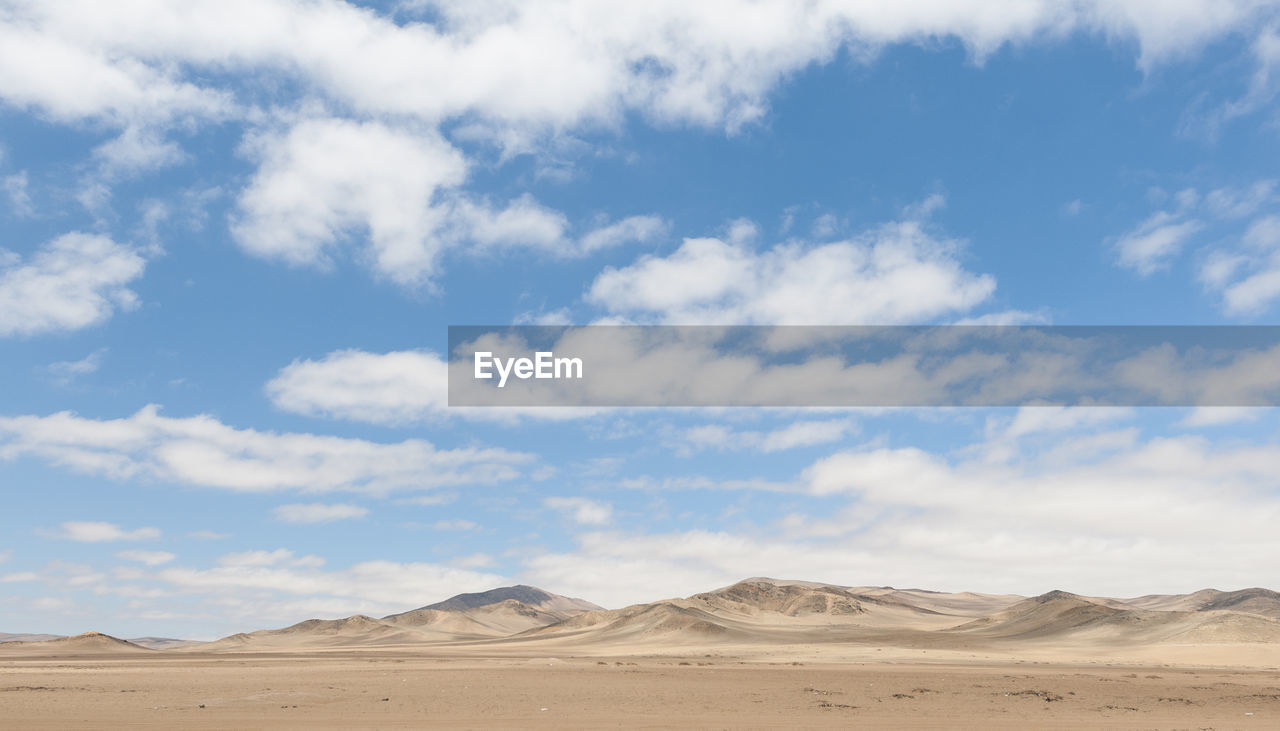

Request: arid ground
left=4, top=579, right=1279, bottom=728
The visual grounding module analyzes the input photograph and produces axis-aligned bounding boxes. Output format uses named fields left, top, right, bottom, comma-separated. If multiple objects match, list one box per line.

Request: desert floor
left=3, top=650, right=1278, bottom=729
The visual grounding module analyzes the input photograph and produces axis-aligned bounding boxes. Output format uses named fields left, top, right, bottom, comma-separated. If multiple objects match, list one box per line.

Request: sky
left=1, top=0, right=1280, bottom=640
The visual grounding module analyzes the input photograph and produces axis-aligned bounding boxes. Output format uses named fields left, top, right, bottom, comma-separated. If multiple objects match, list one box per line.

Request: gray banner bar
left=447, top=326, right=1280, bottom=407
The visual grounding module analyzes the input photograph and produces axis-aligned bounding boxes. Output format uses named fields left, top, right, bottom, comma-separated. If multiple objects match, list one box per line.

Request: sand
left=2, top=650, right=1278, bottom=729
left=5, top=579, right=1280, bottom=727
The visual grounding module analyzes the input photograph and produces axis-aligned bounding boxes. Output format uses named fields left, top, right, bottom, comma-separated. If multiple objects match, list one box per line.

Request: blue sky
left=2, top=1, right=1280, bottom=640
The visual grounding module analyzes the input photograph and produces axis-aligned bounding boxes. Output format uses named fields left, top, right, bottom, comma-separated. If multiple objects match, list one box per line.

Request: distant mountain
left=12, top=580, right=1280, bottom=656
left=1119, top=587, right=1280, bottom=619
left=1, top=632, right=194, bottom=649
left=406, top=585, right=601, bottom=614
left=0, top=632, right=153, bottom=655
left=199, top=585, right=603, bottom=651
left=0, top=632, right=62, bottom=643
left=950, top=589, right=1280, bottom=644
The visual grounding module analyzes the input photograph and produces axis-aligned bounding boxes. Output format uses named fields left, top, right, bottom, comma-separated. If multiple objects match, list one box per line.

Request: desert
left=4, top=578, right=1279, bottom=728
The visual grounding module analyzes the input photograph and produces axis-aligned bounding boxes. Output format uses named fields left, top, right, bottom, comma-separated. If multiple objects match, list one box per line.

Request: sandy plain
left=3, top=649, right=1279, bottom=729
left=4, top=580, right=1280, bottom=728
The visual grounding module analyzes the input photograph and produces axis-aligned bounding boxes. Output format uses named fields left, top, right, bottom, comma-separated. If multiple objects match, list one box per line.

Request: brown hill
left=199, top=585, right=603, bottom=650
left=952, top=591, right=1128, bottom=639
left=691, top=579, right=868, bottom=617
left=1119, top=588, right=1280, bottom=619
left=406, top=585, right=601, bottom=615
left=952, top=590, right=1280, bottom=645
left=0, top=632, right=153, bottom=656
left=522, top=601, right=744, bottom=645
left=198, top=615, right=427, bottom=651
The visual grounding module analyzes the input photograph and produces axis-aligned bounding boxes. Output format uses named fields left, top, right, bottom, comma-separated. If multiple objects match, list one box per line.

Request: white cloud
left=2, top=0, right=1270, bottom=135
left=47, top=348, right=106, bottom=384
left=1114, top=211, right=1203, bottom=275
left=116, top=549, right=176, bottom=566
left=450, top=553, right=496, bottom=569
left=188, top=529, right=229, bottom=540
left=0, top=0, right=1272, bottom=290
left=218, top=549, right=324, bottom=568
left=525, top=421, right=1280, bottom=606
left=0, top=10, right=231, bottom=124
left=267, top=348, right=600, bottom=424
left=432, top=519, right=479, bottom=531
left=0, top=405, right=533, bottom=494
left=92, top=125, right=187, bottom=176
left=1210, top=214, right=1280, bottom=314
left=1190, top=27, right=1280, bottom=138
left=231, top=118, right=464, bottom=284
left=3, top=171, right=32, bottom=216
left=267, top=349, right=448, bottom=425
left=681, top=419, right=856, bottom=454
left=232, top=118, right=572, bottom=287
left=56, top=521, right=160, bottom=542
left=273, top=503, right=369, bottom=524
left=1113, top=180, right=1280, bottom=314
left=152, top=555, right=505, bottom=620
left=587, top=213, right=995, bottom=324
left=0, top=232, right=145, bottom=336
left=544, top=496, right=613, bottom=525
left=1178, top=406, right=1266, bottom=427
left=578, top=215, right=668, bottom=254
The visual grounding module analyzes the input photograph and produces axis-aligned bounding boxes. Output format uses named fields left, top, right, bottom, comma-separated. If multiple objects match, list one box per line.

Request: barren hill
left=198, top=585, right=604, bottom=650
left=1119, top=588, right=1280, bottom=618
left=405, top=585, right=601, bottom=615
left=0, top=632, right=153, bottom=656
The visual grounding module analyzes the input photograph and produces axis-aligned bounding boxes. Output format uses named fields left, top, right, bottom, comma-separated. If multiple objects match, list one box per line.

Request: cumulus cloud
left=544, top=496, right=613, bottom=525
left=55, top=521, right=160, bottom=542
left=0, top=1, right=1271, bottom=288
left=46, top=348, right=107, bottom=385
left=1205, top=214, right=1280, bottom=314
left=524, top=412, right=1280, bottom=606
left=267, top=349, right=449, bottom=425
left=146, top=551, right=506, bottom=621
left=1114, top=211, right=1203, bottom=275
left=0, top=405, right=533, bottom=494
left=273, top=503, right=369, bottom=524
left=680, top=419, right=857, bottom=454
left=4, top=1, right=1269, bottom=130
left=267, top=348, right=600, bottom=424
left=0, top=232, right=145, bottom=336
left=116, top=549, right=176, bottom=566
left=233, top=118, right=559, bottom=286
left=587, top=211, right=995, bottom=324
left=578, top=215, right=668, bottom=254
left=1111, top=180, right=1280, bottom=315
left=432, top=519, right=479, bottom=531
